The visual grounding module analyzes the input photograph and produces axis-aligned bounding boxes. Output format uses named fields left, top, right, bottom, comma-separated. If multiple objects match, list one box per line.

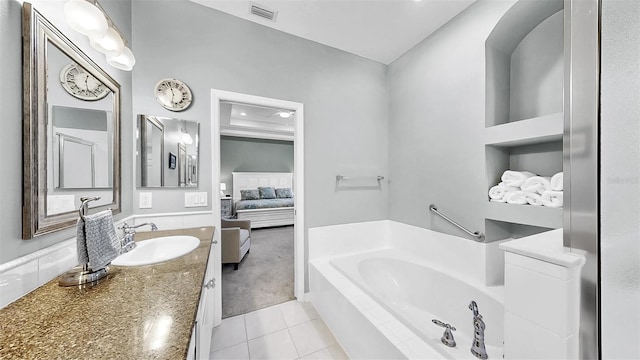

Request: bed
left=232, top=172, right=294, bottom=228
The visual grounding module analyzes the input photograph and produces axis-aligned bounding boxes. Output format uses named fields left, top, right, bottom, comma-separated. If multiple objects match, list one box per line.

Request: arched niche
left=486, top=0, right=564, bottom=126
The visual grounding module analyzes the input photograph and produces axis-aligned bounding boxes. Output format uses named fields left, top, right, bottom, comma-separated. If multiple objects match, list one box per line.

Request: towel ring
left=78, top=196, right=101, bottom=219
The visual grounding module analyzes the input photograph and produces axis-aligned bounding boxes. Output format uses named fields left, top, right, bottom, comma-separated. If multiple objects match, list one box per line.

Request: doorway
left=210, top=90, right=305, bottom=326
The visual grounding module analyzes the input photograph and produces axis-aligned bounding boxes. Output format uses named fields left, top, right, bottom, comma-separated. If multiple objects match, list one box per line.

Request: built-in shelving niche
left=484, top=0, right=564, bottom=242
left=485, top=219, right=554, bottom=242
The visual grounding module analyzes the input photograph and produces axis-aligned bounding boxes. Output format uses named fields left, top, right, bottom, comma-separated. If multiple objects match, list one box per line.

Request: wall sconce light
left=64, top=0, right=135, bottom=71
left=181, top=126, right=194, bottom=145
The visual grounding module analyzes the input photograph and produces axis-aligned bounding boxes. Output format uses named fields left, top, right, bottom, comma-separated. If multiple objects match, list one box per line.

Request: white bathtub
left=309, top=220, right=506, bottom=359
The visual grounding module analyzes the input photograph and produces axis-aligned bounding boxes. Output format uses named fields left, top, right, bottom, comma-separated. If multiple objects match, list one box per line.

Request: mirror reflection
left=52, top=106, right=113, bottom=190
left=22, top=4, right=121, bottom=239
left=136, top=115, right=199, bottom=188
left=45, top=41, right=115, bottom=215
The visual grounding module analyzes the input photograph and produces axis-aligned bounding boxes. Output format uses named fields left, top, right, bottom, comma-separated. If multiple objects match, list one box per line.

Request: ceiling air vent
left=249, top=2, right=278, bottom=22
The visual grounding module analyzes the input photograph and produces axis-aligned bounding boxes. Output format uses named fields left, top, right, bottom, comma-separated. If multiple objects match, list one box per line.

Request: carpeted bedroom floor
left=221, top=225, right=295, bottom=318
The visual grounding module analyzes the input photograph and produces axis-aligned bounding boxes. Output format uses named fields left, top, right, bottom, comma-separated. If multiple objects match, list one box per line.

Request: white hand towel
left=551, top=172, right=563, bottom=191
left=521, top=176, right=551, bottom=195
left=504, top=190, right=528, bottom=205
left=525, top=192, right=544, bottom=206
left=541, top=190, right=563, bottom=208
left=76, top=210, right=120, bottom=270
left=501, top=170, right=536, bottom=187
left=488, top=183, right=519, bottom=200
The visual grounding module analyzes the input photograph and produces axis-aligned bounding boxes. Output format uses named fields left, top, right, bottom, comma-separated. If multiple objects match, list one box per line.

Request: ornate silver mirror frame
left=22, top=3, right=121, bottom=239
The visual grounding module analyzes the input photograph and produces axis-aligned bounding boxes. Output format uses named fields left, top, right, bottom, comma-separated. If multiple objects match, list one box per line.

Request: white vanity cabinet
left=187, top=237, right=217, bottom=359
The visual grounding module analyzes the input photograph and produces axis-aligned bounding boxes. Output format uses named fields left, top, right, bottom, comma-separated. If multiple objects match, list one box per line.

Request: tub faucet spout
left=469, top=301, right=488, bottom=359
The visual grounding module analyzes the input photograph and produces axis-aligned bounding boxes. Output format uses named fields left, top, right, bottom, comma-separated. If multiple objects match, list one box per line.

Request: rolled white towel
left=501, top=170, right=536, bottom=187
left=504, top=190, right=528, bottom=205
left=551, top=172, right=563, bottom=191
left=541, top=190, right=563, bottom=208
left=490, top=198, right=507, bottom=203
left=521, top=176, right=551, bottom=195
left=525, top=192, right=544, bottom=206
left=488, top=183, right=519, bottom=200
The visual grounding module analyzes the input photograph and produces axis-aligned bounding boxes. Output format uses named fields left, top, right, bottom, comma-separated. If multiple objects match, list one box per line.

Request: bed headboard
left=232, top=172, right=293, bottom=203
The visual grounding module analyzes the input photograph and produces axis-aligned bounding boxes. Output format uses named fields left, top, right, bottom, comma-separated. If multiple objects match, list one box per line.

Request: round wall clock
left=154, top=78, right=193, bottom=112
left=59, top=63, right=110, bottom=101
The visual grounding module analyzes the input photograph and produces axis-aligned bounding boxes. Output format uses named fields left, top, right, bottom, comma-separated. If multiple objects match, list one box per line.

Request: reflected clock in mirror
left=136, top=115, right=199, bottom=188
left=22, top=4, right=121, bottom=239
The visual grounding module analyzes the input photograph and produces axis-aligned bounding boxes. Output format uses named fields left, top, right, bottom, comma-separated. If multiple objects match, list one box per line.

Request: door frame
left=210, top=89, right=305, bottom=326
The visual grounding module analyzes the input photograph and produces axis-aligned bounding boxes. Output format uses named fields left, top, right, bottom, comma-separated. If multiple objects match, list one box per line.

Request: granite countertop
left=0, top=226, right=214, bottom=360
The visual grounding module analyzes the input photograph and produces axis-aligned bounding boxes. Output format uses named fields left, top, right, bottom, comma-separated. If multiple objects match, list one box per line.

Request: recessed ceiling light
left=240, top=112, right=247, bottom=116
left=278, top=111, right=292, bottom=119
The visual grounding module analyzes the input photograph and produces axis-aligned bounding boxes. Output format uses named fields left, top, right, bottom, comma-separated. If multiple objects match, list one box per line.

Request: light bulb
left=90, top=27, right=124, bottom=55
left=107, top=46, right=135, bottom=71
left=181, top=133, right=193, bottom=145
left=64, top=0, right=108, bottom=38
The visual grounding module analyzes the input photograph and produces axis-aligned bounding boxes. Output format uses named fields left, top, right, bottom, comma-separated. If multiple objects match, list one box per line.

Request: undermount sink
left=111, top=235, right=200, bottom=266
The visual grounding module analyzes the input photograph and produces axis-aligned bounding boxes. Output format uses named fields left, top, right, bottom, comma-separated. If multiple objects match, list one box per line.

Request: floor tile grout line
left=243, top=314, right=250, bottom=358
left=244, top=340, right=251, bottom=360
left=209, top=315, right=249, bottom=356
left=245, top=305, right=290, bottom=341
left=213, top=300, right=348, bottom=360
left=286, top=327, right=302, bottom=359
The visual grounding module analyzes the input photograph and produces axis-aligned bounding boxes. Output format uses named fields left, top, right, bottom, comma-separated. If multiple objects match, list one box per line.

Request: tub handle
left=432, top=319, right=457, bottom=347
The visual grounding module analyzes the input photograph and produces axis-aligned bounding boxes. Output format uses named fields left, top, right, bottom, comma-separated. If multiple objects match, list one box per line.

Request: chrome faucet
left=432, top=319, right=456, bottom=347
left=469, top=301, right=488, bottom=359
left=119, top=222, right=158, bottom=252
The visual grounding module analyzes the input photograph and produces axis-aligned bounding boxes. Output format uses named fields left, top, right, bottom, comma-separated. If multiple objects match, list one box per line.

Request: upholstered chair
left=221, top=219, right=251, bottom=270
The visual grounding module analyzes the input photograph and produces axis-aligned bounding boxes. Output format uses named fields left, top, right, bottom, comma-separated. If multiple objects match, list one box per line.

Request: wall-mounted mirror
left=136, top=115, right=200, bottom=188
left=23, top=3, right=121, bottom=239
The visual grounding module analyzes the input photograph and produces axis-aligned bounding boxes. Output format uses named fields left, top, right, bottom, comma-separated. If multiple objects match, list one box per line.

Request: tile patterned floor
left=210, top=300, right=349, bottom=360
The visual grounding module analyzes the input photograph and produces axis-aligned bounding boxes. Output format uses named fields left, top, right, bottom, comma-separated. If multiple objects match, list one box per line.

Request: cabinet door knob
left=205, top=278, right=216, bottom=289
left=213, top=240, right=218, bottom=245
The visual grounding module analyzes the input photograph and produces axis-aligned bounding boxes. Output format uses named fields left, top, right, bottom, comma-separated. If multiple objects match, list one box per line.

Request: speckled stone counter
left=0, top=226, right=214, bottom=360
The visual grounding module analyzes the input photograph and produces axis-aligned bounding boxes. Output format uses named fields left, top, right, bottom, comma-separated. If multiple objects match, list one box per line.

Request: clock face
left=155, top=78, right=193, bottom=112
left=59, top=63, right=109, bottom=101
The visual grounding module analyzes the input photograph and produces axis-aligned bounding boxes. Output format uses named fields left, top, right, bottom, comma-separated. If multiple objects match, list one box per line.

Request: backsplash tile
left=0, top=259, right=38, bottom=309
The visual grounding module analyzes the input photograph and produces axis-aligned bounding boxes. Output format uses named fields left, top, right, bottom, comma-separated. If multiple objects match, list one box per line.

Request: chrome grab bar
left=429, top=204, right=484, bottom=242
left=336, top=175, right=384, bottom=181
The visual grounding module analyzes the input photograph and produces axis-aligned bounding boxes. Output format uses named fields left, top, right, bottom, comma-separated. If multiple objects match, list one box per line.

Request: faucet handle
left=432, top=319, right=456, bottom=331
left=118, top=222, right=134, bottom=233
left=432, top=319, right=456, bottom=347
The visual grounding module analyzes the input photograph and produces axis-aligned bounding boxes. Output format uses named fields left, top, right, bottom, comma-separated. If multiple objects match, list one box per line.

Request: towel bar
left=429, top=204, right=484, bottom=242
left=336, top=175, right=384, bottom=181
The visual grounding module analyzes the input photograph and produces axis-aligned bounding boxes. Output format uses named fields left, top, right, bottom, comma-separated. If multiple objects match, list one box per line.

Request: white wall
left=387, top=1, right=515, bottom=236
left=600, top=0, right=640, bottom=358
left=131, top=0, right=389, bottom=231
left=0, top=0, right=133, bottom=264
